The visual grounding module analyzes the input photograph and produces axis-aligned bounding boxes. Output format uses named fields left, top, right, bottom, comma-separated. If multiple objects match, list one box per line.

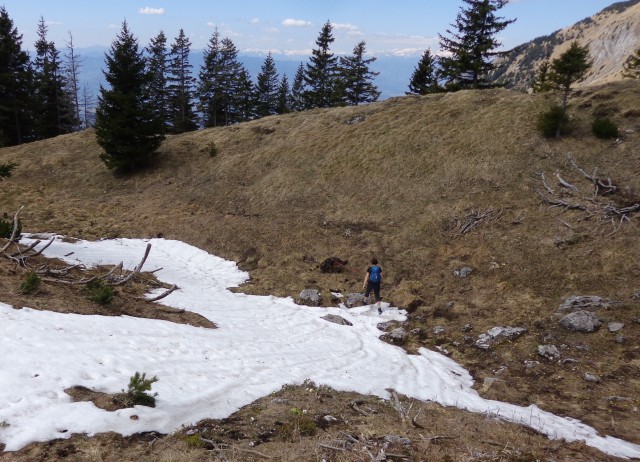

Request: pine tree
left=407, top=49, right=440, bottom=95
left=167, top=29, right=197, bottom=133
left=339, top=41, right=380, bottom=105
left=531, top=59, right=553, bottom=93
left=290, top=63, right=306, bottom=112
left=218, top=37, right=245, bottom=125
left=255, top=52, right=280, bottom=117
left=0, top=7, right=34, bottom=146
left=197, top=29, right=224, bottom=128
left=94, top=21, right=164, bottom=173
left=235, top=68, right=257, bottom=122
left=549, top=41, right=592, bottom=110
left=276, top=74, right=290, bottom=114
left=146, top=31, right=169, bottom=131
left=304, top=21, right=338, bottom=109
left=64, top=31, right=82, bottom=131
left=438, top=0, right=515, bottom=90
left=33, top=17, right=77, bottom=139
left=623, top=45, right=640, bottom=79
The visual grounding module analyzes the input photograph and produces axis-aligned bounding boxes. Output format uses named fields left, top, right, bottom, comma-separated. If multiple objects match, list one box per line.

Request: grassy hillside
left=1, top=80, right=640, bottom=461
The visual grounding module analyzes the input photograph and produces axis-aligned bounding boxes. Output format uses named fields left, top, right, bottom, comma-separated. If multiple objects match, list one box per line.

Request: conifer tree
left=235, top=68, right=257, bottom=122
left=167, top=29, right=197, bottom=133
left=218, top=37, right=245, bottom=125
left=197, top=29, right=224, bottom=127
left=290, top=63, right=306, bottom=112
left=64, top=32, right=82, bottom=131
left=0, top=7, right=33, bottom=146
left=146, top=31, right=169, bottom=131
left=438, top=0, right=515, bottom=89
left=531, top=59, right=553, bottom=93
left=339, top=41, right=380, bottom=105
left=33, top=17, right=76, bottom=139
left=94, top=21, right=164, bottom=173
left=255, top=52, right=279, bottom=117
left=276, top=74, right=290, bottom=114
left=549, top=41, right=592, bottom=110
left=407, top=49, right=440, bottom=95
left=304, top=21, right=338, bottom=109
left=623, top=45, right=640, bottom=79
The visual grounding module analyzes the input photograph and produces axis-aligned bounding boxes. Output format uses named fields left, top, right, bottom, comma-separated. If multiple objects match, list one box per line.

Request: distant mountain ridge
left=491, top=0, right=640, bottom=91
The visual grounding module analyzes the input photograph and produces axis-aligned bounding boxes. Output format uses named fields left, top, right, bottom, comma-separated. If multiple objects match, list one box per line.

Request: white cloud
left=45, top=21, right=63, bottom=26
left=264, top=27, right=279, bottom=33
left=282, top=18, right=312, bottom=27
left=107, top=24, right=118, bottom=29
left=138, top=7, right=165, bottom=15
left=250, top=18, right=260, bottom=24
left=331, top=22, right=359, bottom=32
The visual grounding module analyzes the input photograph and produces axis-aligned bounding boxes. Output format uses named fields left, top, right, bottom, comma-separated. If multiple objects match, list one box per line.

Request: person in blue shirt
left=363, top=258, right=383, bottom=314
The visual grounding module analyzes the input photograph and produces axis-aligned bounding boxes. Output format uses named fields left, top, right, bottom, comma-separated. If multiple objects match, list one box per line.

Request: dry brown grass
left=1, top=80, right=640, bottom=460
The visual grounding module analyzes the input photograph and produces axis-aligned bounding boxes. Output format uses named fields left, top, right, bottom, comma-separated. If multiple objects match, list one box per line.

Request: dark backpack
left=369, top=266, right=381, bottom=283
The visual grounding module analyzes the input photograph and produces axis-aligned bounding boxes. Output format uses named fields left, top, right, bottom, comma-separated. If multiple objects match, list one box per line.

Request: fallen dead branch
left=109, top=243, right=151, bottom=285
left=421, top=434, right=461, bottom=443
left=147, top=284, right=178, bottom=302
left=349, top=400, right=369, bottom=416
left=453, top=208, right=499, bottom=236
left=0, top=206, right=23, bottom=253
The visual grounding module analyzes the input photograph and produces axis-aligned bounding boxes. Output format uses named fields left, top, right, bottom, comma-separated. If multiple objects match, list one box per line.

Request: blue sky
left=3, top=0, right=620, bottom=55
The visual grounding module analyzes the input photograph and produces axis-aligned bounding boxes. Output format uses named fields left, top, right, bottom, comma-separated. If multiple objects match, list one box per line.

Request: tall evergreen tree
left=255, top=52, right=279, bottom=117
left=438, top=0, right=515, bottom=89
left=407, top=49, right=440, bottom=95
left=290, top=62, right=306, bottom=112
left=218, top=37, right=245, bottom=125
left=303, top=21, right=338, bottom=109
left=197, top=29, right=224, bottom=127
left=549, top=41, right=592, bottom=110
left=64, top=31, right=82, bottom=131
left=276, top=74, right=290, bottom=114
left=94, top=21, right=164, bottom=173
left=339, top=41, right=380, bottom=105
left=0, top=6, right=33, bottom=146
left=235, top=68, right=257, bottom=122
left=167, top=29, right=197, bottom=133
left=146, top=31, right=169, bottom=131
left=623, top=45, right=640, bottom=79
left=33, top=17, right=76, bottom=139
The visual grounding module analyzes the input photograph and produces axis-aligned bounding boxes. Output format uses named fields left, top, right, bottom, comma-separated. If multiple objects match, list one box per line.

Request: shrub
left=0, top=162, right=17, bottom=179
left=0, top=212, right=21, bottom=239
left=537, top=105, right=571, bottom=138
left=592, top=117, right=619, bottom=139
left=19, top=271, right=41, bottom=294
left=86, top=278, right=115, bottom=305
left=206, top=141, right=218, bottom=158
left=124, top=371, right=158, bottom=407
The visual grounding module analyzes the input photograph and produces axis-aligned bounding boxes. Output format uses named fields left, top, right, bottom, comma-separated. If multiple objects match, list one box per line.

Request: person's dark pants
left=364, top=281, right=381, bottom=301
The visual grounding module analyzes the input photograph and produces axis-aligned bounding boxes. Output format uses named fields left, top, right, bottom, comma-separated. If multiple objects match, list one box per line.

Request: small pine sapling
left=19, top=271, right=41, bottom=294
left=125, top=372, right=158, bottom=407
left=0, top=162, right=17, bottom=179
left=592, top=117, right=619, bottom=139
left=0, top=212, right=22, bottom=239
left=86, top=278, right=115, bottom=305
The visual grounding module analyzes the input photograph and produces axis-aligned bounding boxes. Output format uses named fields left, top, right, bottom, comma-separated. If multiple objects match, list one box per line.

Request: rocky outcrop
left=475, top=326, right=527, bottom=350
left=559, top=310, right=602, bottom=332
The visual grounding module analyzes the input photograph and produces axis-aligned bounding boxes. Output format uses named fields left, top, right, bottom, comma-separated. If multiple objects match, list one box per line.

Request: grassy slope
left=1, top=80, right=640, bottom=460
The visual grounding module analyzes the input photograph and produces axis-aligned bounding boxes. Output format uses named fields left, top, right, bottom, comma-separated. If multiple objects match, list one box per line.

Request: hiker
left=363, top=258, right=383, bottom=314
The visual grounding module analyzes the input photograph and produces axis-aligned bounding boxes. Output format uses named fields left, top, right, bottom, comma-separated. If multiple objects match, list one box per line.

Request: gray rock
left=557, top=295, right=619, bottom=313
left=475, top=326, right=527, bottom=350
left=538, top=344, right=560, bottom=360
left=321, top=314, right=353, bottom=326
left=381, top=328, right=408, bottom=344
left=409, top=328, right=423, bottom=336
left=584, top=372, right=601, bottom=383
left=632, top=291, right=640, bottom=300
left=559, top=310, right=602, bottom=333
left=383, top=435, right=412, bottom=446
left=345, top=292, right=366, bottom=308
left=433, top=325, right=446, bottom=335
left=524, top=360, right=540, bottom=369
left=454, top=267, right=473, bottom=278
left=608, top=322, right=624, bottom=333
left=615, top=335, right=626, bottom=344
left=299, top=289, right=321, bottom=306
left=461, top=323, right=473, bottom=332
